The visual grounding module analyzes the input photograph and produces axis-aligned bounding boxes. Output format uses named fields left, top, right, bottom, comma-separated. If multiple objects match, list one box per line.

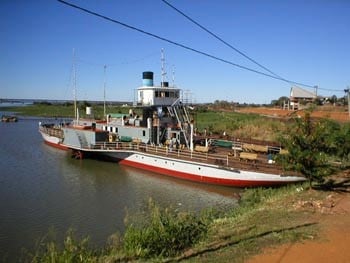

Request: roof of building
left=290, top=86, right=316, bottom=99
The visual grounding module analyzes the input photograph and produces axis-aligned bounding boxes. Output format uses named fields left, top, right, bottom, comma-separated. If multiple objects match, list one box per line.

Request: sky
left=1, top=0, right=349, bottom=104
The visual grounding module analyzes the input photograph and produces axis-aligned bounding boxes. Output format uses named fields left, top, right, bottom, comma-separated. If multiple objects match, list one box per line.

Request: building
left=288, top=86, right=316, bottom=110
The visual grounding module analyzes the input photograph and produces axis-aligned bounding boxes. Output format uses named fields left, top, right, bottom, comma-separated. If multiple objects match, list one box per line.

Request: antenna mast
left=172, top=64, right=175, bottom=87
left=161, top=48, right=166, bottom=86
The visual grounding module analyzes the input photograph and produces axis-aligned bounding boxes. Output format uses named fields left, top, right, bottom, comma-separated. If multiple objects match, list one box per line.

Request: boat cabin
left=136, top=71, right=180, bottom=106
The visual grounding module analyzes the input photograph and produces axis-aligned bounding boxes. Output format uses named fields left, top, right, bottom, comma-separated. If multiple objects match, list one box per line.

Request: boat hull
left=39, top=130, right=68, bottom=150
left=100, top=150, right=306, bottom=187
left=39, top=127, right=306, bottom=187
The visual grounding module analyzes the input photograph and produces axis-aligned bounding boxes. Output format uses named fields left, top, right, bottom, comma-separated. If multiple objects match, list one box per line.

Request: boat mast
left=73, top=48, right=77, bottom=120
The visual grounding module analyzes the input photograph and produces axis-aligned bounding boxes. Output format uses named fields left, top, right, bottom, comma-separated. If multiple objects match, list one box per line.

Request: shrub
left=123, top=199, right=208, bottom=258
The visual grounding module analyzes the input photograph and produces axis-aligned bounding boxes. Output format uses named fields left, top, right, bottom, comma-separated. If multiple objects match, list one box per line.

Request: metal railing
left=92, top=141, right=227, bottom=162
left=88, top=141, right=287, bottom=174
left=39, top=126, right=64, bottom=139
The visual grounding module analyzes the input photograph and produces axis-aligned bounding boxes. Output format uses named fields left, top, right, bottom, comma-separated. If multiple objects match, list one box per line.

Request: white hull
left=39, top=130, right=67, bottom=150
left=98, top=150, right=306, bottom=187
left=39, top=126, right=306, bottom=187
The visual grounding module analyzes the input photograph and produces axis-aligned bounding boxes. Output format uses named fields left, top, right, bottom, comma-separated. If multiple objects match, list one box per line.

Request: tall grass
left=26, top=200, right=214, bottom=262
left=23, top=184, right=318, bottom=262
left=4, top=104, right=287, bottom=141
left=195, top=110, right=287, bottom=141
left=28, top=230, right=100, bottom=263
left=123, top=199, right=210, bottom=258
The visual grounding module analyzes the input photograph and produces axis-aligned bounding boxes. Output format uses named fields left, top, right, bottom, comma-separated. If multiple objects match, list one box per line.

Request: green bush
left=123, top=200, right=208, bottom=258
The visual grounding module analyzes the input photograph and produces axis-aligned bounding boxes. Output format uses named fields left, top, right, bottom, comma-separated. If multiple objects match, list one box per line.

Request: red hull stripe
left=44, top=141, right=69, bottom=151
left=119, top=159, right=288, bottom=187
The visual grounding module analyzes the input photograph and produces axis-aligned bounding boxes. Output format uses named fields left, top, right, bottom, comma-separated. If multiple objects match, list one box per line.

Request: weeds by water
left=24, top=183, right=322, bottom=262
left=28, top=230, right=100, bottom=263
left=123, top=199, right=210, bottom=259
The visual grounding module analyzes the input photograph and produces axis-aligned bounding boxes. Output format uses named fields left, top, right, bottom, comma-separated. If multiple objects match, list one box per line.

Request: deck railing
left=39, top=126, right=64, bottom=139
left=90, top=141, right=290, bottom=175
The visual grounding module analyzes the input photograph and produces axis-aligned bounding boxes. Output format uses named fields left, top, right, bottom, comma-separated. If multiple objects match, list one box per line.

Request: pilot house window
left=155, top=90, right=179, bottom=98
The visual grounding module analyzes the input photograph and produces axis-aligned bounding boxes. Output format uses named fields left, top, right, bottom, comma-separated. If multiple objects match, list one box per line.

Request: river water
left=0, top=114, right=240, bottom=261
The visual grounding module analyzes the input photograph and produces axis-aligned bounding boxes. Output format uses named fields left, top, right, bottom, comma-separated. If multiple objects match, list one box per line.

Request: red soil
left=247, top=192, right=350, bottom=263
left=238, top=107, right=349, bottom=122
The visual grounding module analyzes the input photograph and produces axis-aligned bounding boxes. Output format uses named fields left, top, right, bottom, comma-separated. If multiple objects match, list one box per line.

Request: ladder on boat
left=172, top=103, right=191, bottom=149
left=76, top=131, right=88, bottom=149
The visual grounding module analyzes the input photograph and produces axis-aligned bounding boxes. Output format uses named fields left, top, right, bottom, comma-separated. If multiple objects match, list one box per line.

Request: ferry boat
left=39, top=71, right=306, bottom=187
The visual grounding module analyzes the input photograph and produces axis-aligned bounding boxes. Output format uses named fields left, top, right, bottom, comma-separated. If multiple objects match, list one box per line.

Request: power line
left=317, top=87, right=345, bottom=92
left=58, top=0, right=314, bottom=88
left=162, top=1, right=347, bottom=95
left=161, top=0, right=285, bottom=81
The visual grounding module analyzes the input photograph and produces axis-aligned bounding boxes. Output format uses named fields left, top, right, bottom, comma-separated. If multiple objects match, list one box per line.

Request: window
left=142, top=130, right=146, bottom=136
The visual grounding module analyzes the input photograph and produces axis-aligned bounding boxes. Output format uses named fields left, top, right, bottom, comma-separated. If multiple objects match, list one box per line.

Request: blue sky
left=1, top=0, right=349, bottom=104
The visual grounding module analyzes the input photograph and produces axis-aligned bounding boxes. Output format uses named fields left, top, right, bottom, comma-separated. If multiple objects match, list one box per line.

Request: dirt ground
left=237, top=107, right=349, bottom=122
left=239, top=107, right=349, bottom=262
left=247, top=191, right=350, bottom=263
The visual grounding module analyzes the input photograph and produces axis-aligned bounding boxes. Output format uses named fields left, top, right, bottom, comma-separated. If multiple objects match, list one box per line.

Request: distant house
left=289, top=86, right=316, bottom=110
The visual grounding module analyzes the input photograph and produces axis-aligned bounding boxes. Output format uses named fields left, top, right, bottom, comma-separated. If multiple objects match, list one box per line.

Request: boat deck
left=84, top=141, right=297, bottom=176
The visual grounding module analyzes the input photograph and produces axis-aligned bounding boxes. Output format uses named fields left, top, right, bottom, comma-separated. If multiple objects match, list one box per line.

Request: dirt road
left=247, top=192, right=350, bottom=263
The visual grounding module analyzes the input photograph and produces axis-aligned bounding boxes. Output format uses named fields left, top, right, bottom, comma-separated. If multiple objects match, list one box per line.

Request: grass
left=24, top=182, right=323, bottom=262
left=0, top=103, right=137, bottom=120
left=195, top=110, right=288, bottom=141
left=3, top=104, right=329, bottom=261
left=122, top=198, right=210, bottom=259
left=2, top=103, right=288, bottom=140
left=180, top=183, right=319, bottom=262
left=28, top=230, right=99, bottom=263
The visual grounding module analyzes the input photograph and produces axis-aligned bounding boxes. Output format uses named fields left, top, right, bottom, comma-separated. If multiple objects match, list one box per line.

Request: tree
left=277, top=112, right=335, bottom=187
left=79, top=100, right=91, bottom=110
left=329, top=95, right=338, bottom=104
left=334, top=123, right=350, bottom=164
left=271, top=96, right=289, bottom=107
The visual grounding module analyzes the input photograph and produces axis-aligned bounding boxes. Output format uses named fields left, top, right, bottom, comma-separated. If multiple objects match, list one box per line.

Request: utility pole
left=345, top=87, right=350, bottom=118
